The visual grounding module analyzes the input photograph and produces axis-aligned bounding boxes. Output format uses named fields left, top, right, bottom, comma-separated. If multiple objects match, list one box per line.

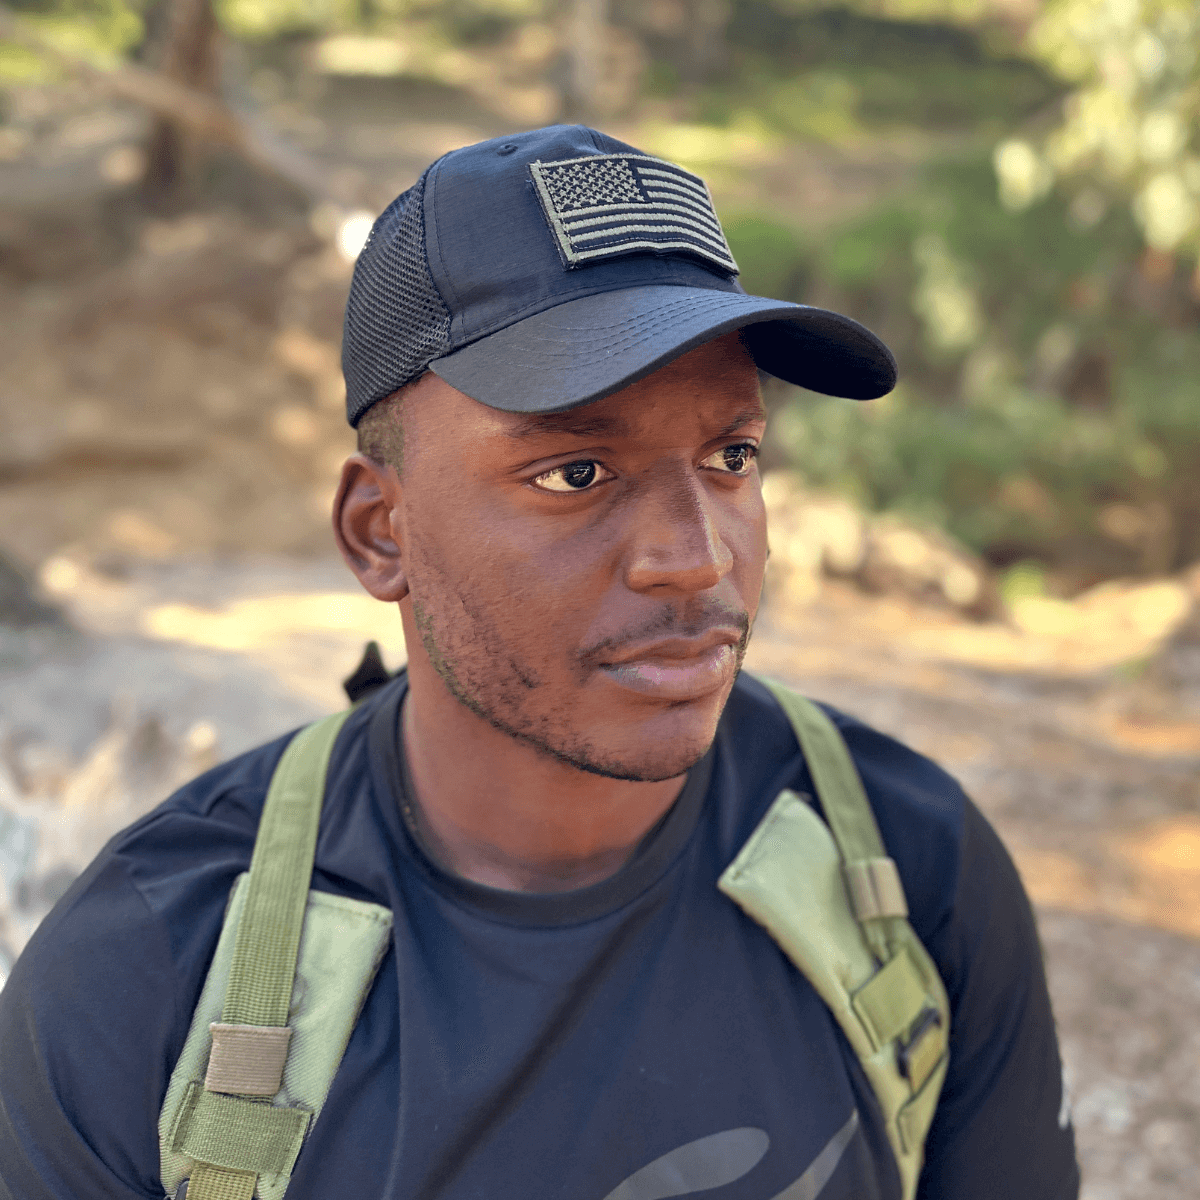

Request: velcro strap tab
left=171, top=1081, right=310, bottom=1177
left=851, top=950, right=929, bottom=1051
left=205, top=1023, right=293, bottom=1097
left=186, top=1162, right=258, bottom=1200
left=844, top=857, right=908, bottom=921
left=899, top=1009, right=946, bottom=1094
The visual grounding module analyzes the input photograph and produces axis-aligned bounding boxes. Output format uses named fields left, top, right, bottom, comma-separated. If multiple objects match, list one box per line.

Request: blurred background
left=0, top=0, right=1198, bottom=1194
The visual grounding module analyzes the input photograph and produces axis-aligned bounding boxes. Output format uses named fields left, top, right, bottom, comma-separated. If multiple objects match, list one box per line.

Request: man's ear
left=333, top=454, right=409, bottom=602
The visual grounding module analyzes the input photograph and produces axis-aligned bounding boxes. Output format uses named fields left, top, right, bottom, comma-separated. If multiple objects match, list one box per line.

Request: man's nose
left=622, top=467, right=734, bottom=595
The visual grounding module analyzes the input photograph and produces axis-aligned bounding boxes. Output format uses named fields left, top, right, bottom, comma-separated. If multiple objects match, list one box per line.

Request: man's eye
left=701, top=443, right=758, bottom=475
left=532, top=460, right=611, bottom=492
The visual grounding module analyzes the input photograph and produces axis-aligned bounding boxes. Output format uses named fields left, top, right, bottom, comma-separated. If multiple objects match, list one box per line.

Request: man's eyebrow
left=507, top=411, right=630, bottom=439
left=507, top=399, right=766, bottom=441
left=716, top=403, right=768, bottom=437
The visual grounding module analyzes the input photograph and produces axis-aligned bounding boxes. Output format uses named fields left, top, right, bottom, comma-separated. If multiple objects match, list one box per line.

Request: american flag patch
left=529, top=153, right=738, bottom=276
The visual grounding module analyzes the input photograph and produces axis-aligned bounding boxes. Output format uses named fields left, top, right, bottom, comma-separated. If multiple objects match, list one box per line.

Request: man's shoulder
left=723, top=672, right=967, bottom=840
left=722, top=671, right=969, bottom=943
left=16, top=686, right=387, bottom=984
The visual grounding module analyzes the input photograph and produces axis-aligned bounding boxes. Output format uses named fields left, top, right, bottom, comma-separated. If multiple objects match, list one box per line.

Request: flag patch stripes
left=529, top=154, right=739, bottom=276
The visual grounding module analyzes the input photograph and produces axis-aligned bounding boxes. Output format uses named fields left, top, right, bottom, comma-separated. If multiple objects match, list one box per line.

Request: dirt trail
left=747, top=592, right=1200, bottom=1200
left=2, top=79, right=1198, bottom=1200
left=0, top=558, right=1195, bottom=1198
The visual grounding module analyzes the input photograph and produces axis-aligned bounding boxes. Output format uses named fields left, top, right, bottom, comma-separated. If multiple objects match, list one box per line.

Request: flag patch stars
left=529, top=153, right=739, bottom=276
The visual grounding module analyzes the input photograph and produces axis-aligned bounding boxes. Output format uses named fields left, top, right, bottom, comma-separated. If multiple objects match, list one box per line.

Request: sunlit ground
left=27, top=547, right=1200, bottom=947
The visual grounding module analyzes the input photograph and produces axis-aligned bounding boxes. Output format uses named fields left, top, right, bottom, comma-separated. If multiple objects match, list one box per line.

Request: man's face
left=393, top=332, right=768, bottom=782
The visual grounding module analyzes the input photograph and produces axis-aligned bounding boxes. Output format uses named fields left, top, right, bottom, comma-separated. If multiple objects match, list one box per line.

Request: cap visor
left=429, top=285, right=896, bottom=413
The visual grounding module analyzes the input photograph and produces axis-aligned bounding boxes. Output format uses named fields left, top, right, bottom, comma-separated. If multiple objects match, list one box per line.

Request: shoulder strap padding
left=160, top=874, right=393, bottom=1200
left=756, top=678, right=910, bottom=962
left=159, top=710, right=394, bottom=1200
left=719, top=676, right=951, bottom=1200
left=720, top=789, right=879, bottom=1054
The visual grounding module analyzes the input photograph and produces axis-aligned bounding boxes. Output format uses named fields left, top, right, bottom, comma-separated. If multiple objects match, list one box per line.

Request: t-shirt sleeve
left=916, top=798, right=1080, bottom=1200
left=0, top=857, right=184, bottom=1200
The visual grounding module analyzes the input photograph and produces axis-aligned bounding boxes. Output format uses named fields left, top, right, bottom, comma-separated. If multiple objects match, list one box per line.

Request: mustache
left=577, top=603, right=752, bottom=671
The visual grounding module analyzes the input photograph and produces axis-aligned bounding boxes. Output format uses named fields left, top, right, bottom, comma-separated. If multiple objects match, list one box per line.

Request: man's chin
left=516, top=712, right=718, bottom=783
left=546, top=679, right=731, bottom=781
left=561, top=744, right=710, bottom=784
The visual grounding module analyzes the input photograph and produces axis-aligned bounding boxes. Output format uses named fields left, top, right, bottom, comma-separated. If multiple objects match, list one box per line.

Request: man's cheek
left=497, top=539, right=607, bottom=626
left=732, top=510, right=769, bottom=588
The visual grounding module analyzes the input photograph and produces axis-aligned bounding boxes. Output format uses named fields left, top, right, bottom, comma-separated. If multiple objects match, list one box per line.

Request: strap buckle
left=895, top=1005, right=942, bottom=1082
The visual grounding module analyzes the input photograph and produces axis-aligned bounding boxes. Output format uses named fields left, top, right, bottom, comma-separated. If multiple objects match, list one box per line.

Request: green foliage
left=0, top=41, right=52, bottom=80
left=723, top=213, right=809, bottom=299
left=1000, top=560, right=1047, bottom=604
left=759, top=148, right=1200, bottom=576
left=720, top=5, right=1059, bottom=133
left=1, top=0, right=144, bottom=77
left=218, top=0, right=363, bottom=40
left=1012, top=0, right=1200, bottom=258
left=644, top=60, right=680, bottom=98
left=771, top=378, right=1189, bottom=556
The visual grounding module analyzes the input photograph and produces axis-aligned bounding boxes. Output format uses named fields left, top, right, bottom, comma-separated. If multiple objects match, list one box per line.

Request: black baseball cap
left=342, top=124, right=896, bottom=425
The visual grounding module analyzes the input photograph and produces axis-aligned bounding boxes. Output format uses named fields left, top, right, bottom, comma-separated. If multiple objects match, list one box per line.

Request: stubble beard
left=409, top=581, right=750, bottom=784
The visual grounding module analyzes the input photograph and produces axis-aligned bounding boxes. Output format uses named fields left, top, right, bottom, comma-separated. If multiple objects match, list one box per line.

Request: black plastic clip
left=895, top=1005, right=942, bottom=1081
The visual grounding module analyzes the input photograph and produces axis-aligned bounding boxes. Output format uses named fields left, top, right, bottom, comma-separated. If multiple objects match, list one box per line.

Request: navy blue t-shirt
left=0, top=672, right=1078, bottom=1200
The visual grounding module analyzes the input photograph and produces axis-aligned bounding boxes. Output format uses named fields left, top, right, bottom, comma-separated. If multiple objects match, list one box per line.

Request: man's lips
left=597, top=630, right=742, bottom=701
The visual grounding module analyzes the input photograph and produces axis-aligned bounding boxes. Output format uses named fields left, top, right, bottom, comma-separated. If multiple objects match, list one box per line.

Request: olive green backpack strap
left=158, top=710, right=394, bottom=1200
left=718, top=676, right=950, bottom=1200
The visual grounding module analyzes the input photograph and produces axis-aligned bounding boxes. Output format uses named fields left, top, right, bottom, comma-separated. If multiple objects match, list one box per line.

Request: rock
left=1012, top=578, right=1192, bottom=649
left=0, top=551, right=62, bottom=628
left=1150, top=598, right=1200, bottom=717
left=859, top=515, right=998, bottom=617
left=761, top=471, right=997, bottom=617
left=762, top=472, right=867, bottom=607
left=0, top=807, right=36, bottom=896
left=0, top=704, right=224, bottom=970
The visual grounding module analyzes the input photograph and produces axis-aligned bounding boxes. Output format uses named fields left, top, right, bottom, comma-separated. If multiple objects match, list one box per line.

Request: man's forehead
left=505, top=396, right=765, bottom=442
left=410, top=333, right=765, bottom=443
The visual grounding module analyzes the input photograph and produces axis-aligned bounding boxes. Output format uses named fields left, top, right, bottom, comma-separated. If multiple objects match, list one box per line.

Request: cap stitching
left=426, top=157, right=463, bottom=320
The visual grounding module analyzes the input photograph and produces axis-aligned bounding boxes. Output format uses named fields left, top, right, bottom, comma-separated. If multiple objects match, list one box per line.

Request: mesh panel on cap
left=343, top=169, right=452, bottom=426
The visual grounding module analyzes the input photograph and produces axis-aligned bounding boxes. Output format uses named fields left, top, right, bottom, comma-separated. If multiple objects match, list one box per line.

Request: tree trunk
left=563, top=0, right=607, bottom=120
left=0, top=3, right=335, bottom=206
left=684, top=0, right=728, bottom=83
left=140, top=0, right=221, bottom=209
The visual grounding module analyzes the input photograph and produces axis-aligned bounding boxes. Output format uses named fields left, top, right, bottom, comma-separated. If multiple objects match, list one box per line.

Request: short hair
left=356, top=388, right=406, bottom=475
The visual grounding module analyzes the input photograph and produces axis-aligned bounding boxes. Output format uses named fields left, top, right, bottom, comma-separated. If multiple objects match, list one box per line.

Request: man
left=0, top=125, right=1079, bottom=1199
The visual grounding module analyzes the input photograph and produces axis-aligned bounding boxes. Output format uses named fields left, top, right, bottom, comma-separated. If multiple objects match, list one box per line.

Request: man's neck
left=399, top=673, right=688, bottom=894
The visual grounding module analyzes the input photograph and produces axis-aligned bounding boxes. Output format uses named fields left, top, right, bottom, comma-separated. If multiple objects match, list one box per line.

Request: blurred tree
left=0, top=0, right=144, bottom=80
left=684, top=0, right=729, bottom=82
left=997, top=0, right=1200, bottom=274
left=563, top=0, right=605, bottom=116
left=140, top=0, right=221, bottom=207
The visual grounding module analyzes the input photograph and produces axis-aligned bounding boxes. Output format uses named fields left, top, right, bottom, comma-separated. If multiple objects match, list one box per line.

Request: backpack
left=158, top=675, right=950, bottom=1200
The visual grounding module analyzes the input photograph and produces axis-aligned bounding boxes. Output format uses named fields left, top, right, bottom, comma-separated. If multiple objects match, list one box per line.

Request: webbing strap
left=760, top=678, right=886, bottom=861
left=759, top=677, right=903, bottom=962
left=172, top=1084, right=311, bottom=1175
left=736, top=676, right=951, bottom=1199
left=221, top=712, right=351, bottom=1028
left=844, top=857, right=908, bottom=920
left=187, top=1163, right=257, bottom=1200
left=851, top=950, right=929, bottom=1050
